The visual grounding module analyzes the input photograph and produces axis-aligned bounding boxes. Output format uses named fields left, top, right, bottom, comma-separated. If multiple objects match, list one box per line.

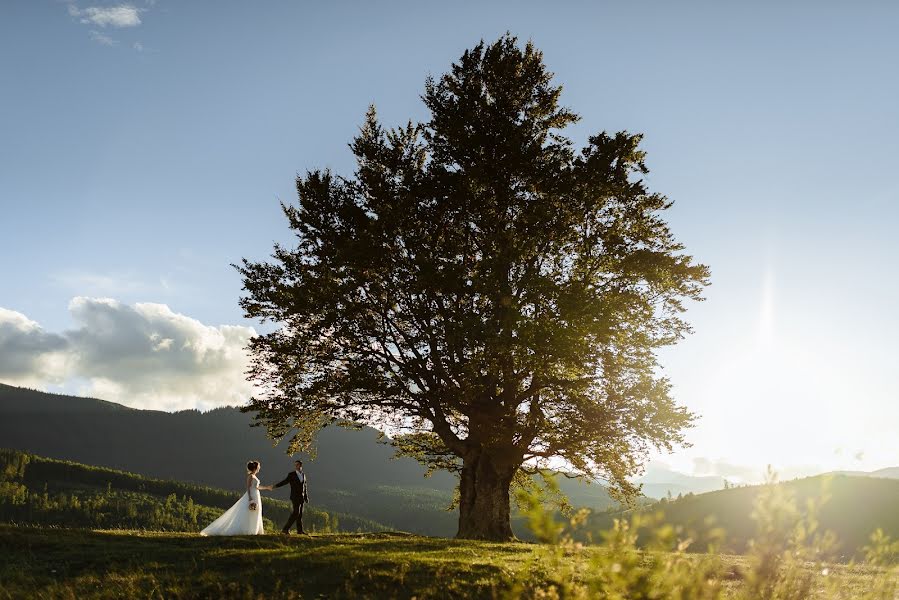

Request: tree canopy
left=237, top=35, right=710, bottom=540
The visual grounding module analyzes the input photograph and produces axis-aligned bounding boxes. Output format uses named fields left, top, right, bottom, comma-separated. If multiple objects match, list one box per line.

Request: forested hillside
left=0, top=449, right=385, bottom=533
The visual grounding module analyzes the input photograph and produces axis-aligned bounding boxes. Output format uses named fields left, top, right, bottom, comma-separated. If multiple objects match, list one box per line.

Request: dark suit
left=274, top=471, right=309, bottom=533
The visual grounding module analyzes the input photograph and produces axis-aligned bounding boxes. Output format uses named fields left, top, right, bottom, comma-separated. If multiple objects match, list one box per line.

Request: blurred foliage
left=506, top=473, right=899, bottom=599
left=583, top=472, right=899, bottom=559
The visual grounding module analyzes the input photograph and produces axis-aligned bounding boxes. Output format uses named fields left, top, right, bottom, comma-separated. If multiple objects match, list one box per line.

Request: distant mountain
left=0, top=448, right=384, bottom=533
left=634, top=463, right=899, bottom=500
left=0, top=383, right=617, bottom=536
left=586, top=474, right=899, bottom=557
left=635, top=465, right=727, bottom=498
left=0, top=383, right=452, bottom=491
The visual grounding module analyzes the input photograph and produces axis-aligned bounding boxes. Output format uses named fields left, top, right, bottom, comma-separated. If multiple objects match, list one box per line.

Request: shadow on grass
left=1, top=525, right=523, bottom=599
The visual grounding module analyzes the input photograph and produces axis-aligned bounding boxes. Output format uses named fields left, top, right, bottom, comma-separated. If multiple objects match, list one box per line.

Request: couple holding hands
left=201, top=459, right=309, bottom=536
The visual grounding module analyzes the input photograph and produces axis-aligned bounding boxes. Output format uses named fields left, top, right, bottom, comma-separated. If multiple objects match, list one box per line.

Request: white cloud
left=89, top=30, right=118, bottom=46
left=0, top=308, right=70, bottom=387
left=65, top=2, right=149, bottom=48
left=71, top=5, right=142, bottom=28
left=0, top=299, right=258, bottom=412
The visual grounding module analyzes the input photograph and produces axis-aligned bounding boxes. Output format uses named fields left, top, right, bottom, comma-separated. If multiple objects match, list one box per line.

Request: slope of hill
left=0, top=448, right=386, bottom=533
left=586, top=474, right=899, bottom=557
left=871, top=467, right=899, bottom=479
left=831, top=467, right=899, bottom=480
left=0, top=384, right=618, bottom=536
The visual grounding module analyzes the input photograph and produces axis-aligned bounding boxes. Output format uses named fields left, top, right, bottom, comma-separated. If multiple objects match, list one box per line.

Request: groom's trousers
left=283, top=499, right=305, bottom=533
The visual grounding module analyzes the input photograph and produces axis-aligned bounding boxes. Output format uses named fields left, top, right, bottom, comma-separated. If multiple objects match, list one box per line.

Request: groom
left=273, top=459, right=309, bottom=535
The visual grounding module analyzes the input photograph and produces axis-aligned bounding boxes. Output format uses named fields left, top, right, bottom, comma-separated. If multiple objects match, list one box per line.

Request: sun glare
left=757, top=268, right=776, bottom=349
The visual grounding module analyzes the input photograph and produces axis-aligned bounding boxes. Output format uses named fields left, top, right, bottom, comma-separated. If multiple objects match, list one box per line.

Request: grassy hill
left=0, top=383, right=618, bottom=537
left=0, top=448, right=386, bottom=534
left=585, top=474, right=899, bottom=557
left=831, top=467, right=899, bottom=480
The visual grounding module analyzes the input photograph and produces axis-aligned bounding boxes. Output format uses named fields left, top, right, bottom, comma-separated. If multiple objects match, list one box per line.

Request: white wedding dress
left=200, top=474, right=264, bottom=536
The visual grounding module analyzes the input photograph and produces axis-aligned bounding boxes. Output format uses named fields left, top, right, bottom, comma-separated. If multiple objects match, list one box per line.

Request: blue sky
left=2, top=1, right=898, bottom=480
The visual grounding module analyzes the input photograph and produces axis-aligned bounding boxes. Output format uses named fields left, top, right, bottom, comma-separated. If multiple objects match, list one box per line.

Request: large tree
left=237, top=35, right=710, bottom=541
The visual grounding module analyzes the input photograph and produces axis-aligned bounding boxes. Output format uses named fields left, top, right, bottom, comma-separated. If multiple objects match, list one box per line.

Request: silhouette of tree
left=237, top=35, right=709, bottom=540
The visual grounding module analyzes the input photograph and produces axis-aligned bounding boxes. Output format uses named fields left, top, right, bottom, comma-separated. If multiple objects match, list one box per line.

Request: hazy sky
left=2, top=1, right=898, bottom=481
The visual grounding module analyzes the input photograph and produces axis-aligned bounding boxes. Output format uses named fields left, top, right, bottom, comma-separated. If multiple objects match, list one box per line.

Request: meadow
left=1, top=524, right=896, bottom=599
left=1, top=526, right=522, bottom=599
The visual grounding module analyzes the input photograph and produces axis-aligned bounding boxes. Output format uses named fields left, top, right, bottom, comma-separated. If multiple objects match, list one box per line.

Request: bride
left=201, top=460, right=271, bottom=536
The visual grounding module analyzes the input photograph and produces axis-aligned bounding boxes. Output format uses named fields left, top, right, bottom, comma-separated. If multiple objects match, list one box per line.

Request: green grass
left=1, top=525, right=895, bottom=599
left=0, top=525, right=533, bottom=599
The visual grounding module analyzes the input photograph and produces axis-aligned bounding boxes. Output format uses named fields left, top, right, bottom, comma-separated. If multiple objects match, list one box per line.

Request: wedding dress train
left=200, top=474, right=264, bottom=536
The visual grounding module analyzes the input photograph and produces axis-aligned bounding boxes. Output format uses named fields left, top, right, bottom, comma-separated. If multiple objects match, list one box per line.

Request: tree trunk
left=456, top=449, right=516, bottom=541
